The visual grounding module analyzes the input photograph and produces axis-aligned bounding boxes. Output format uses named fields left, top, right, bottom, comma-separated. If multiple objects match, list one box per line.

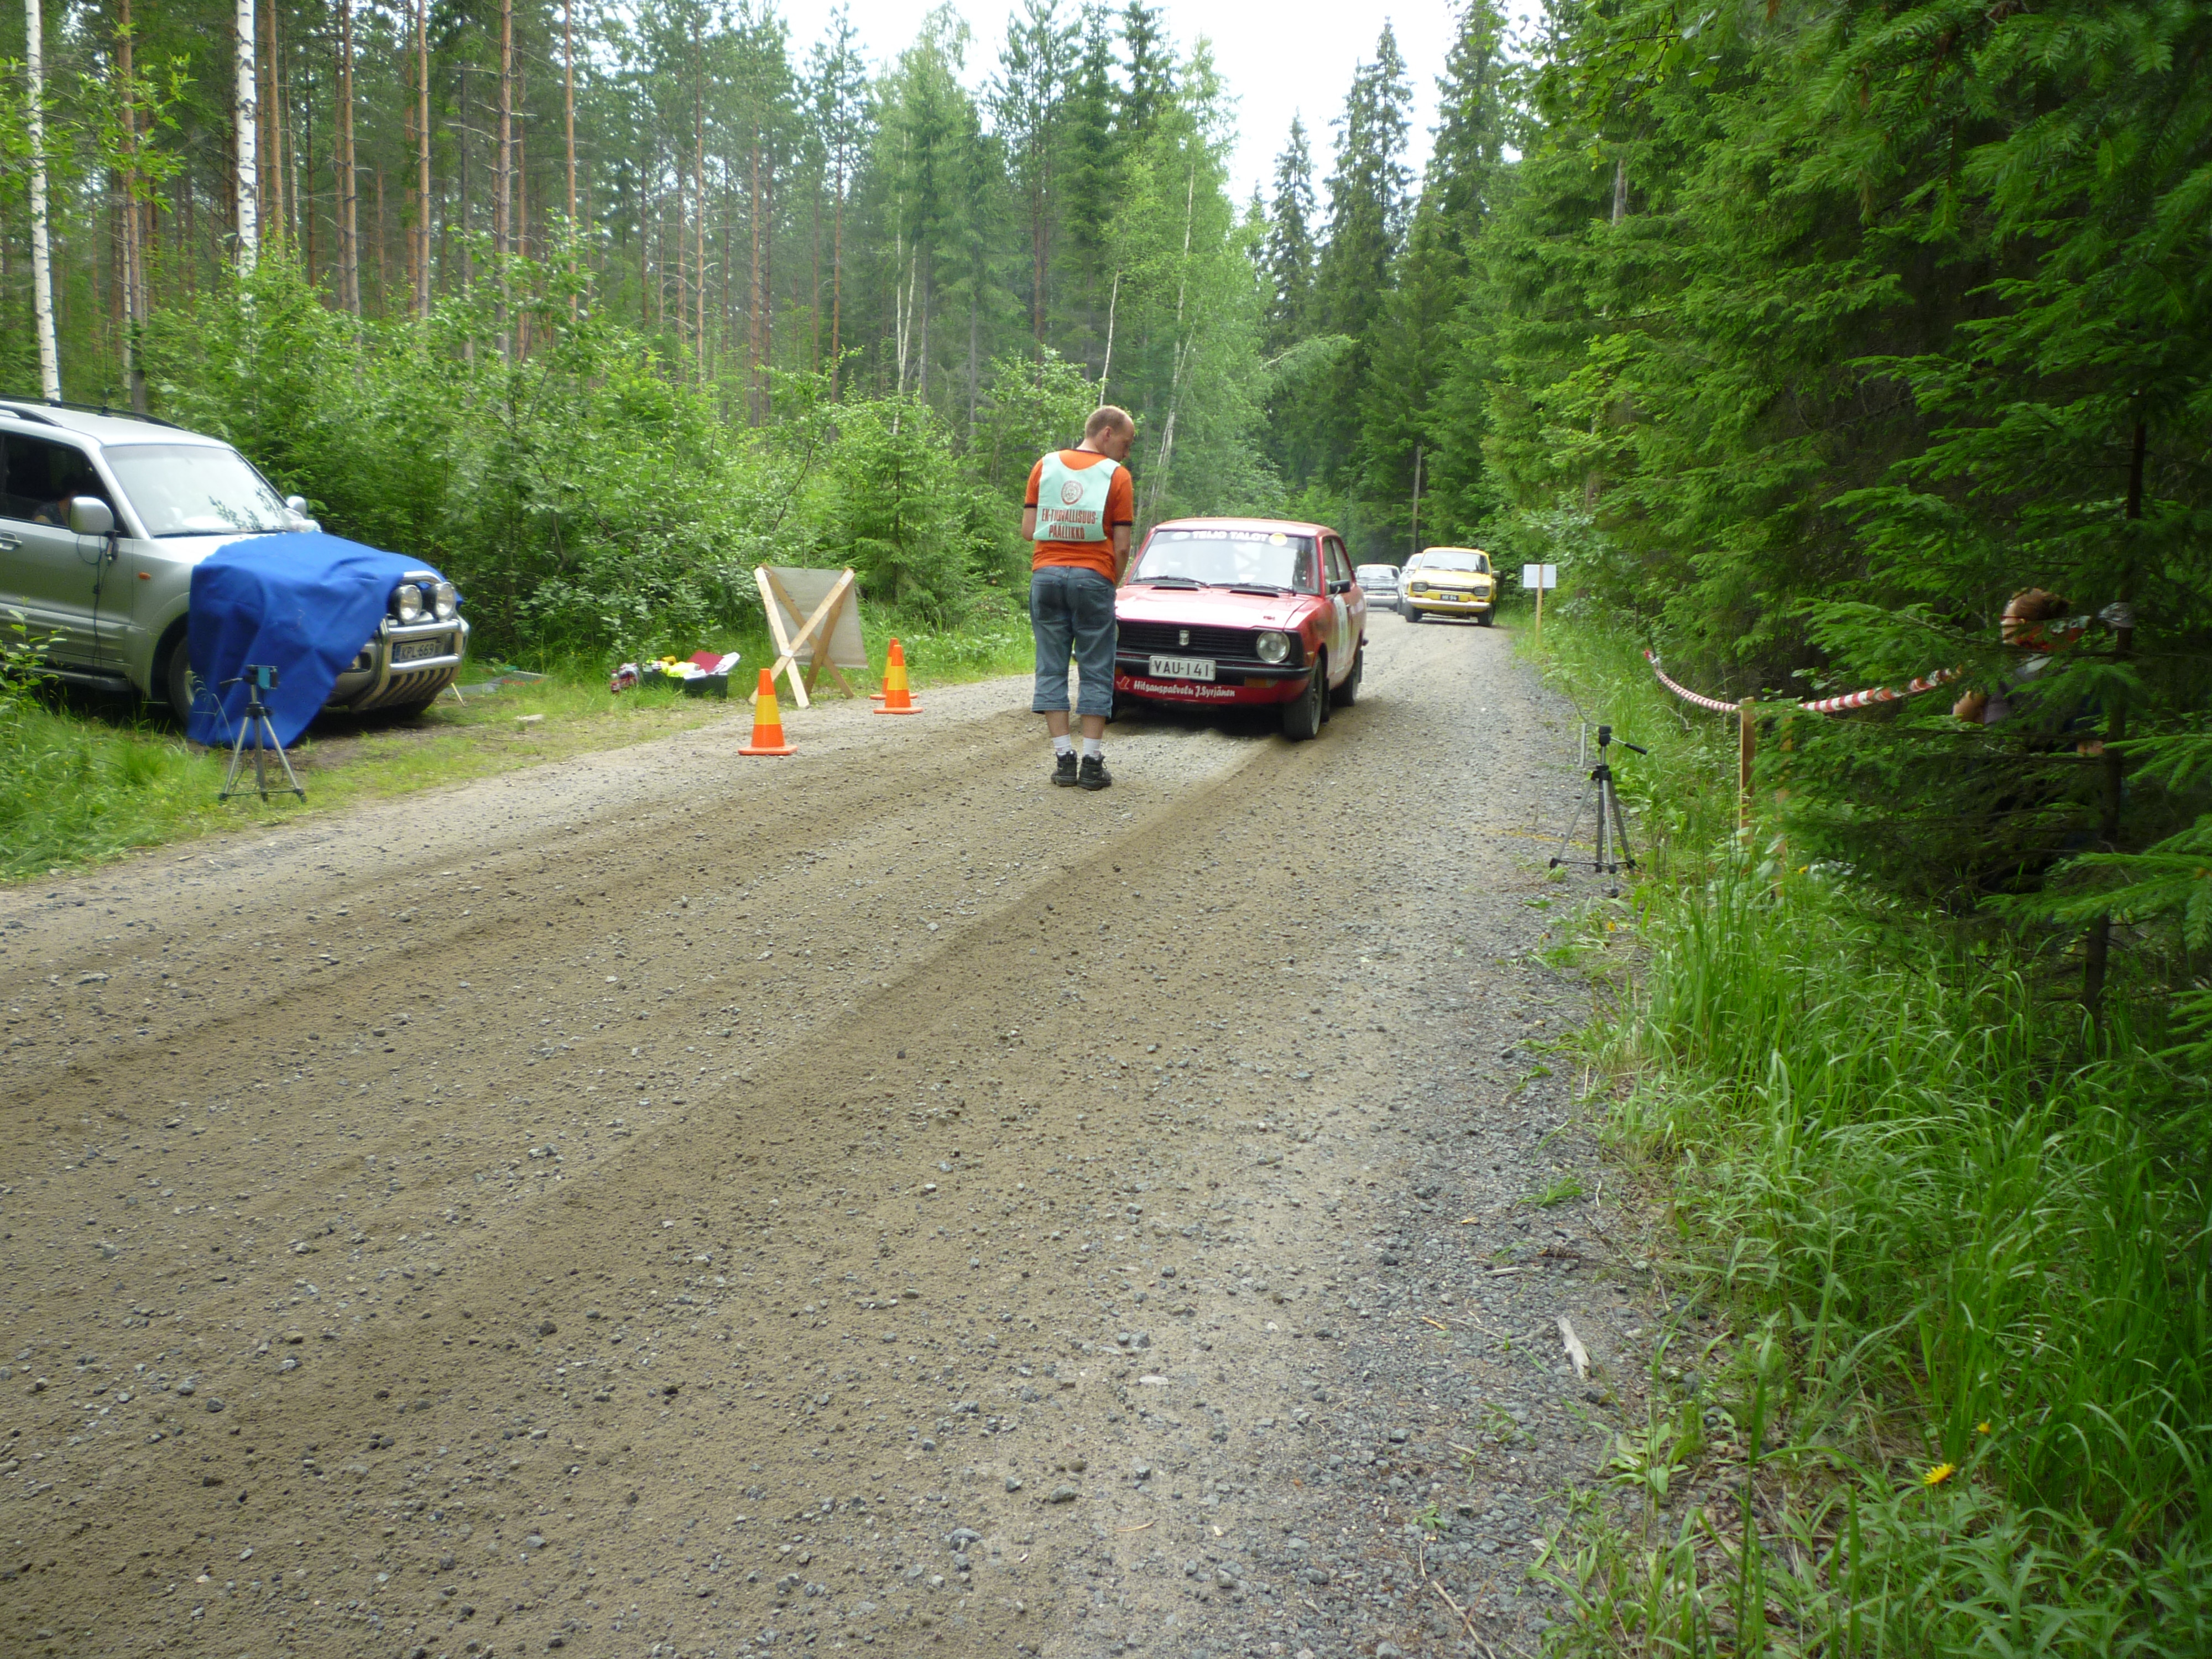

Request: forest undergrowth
left=1530, top=613, right=2211, bottom=1657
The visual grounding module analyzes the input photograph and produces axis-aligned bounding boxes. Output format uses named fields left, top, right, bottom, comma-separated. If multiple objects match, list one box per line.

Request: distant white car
left=1355, top=563, right=1400, bottom=606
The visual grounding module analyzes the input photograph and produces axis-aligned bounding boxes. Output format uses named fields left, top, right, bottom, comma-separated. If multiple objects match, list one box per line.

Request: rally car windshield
left=1133, top=529, right=1318, bottom=592
left=1423, top=551, right=1491, bottom=574
left=105, top=443, right=295, bottom=537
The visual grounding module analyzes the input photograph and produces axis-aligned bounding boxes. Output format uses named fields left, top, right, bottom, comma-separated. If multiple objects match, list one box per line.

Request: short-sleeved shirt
left=1025, top=450, right=1136, bottom=581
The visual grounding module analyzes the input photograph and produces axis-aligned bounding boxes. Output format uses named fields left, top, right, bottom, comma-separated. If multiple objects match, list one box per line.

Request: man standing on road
left=1024, top=405, right=1137, bottom=791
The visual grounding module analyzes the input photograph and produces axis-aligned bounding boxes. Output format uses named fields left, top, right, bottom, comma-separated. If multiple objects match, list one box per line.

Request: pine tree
left=1260, top=116, right=1316, bottom=352
left=990, top=0, right=1072, bottom=361
left=1314, top=23, right=1410, bottom=342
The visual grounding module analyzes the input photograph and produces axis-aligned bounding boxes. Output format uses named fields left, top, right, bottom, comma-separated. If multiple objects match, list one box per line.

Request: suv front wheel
left=158, top=629, right=203, bottom=728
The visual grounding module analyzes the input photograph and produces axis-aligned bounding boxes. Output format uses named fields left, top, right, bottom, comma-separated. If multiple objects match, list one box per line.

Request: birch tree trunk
left=26, top=0, right=60, bottom=397
left=232, top=0, right=259, bottom=273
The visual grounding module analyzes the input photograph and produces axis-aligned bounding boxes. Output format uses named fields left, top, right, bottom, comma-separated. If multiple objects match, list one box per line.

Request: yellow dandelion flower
left=1923, top=1462, right=1957, bottom=1488
left=1976, top=1422, right=1992, bottom=1436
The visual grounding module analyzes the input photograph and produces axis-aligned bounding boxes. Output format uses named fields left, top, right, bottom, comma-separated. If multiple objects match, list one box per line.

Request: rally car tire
left=1281, top=656, right=1326, bottom=741
left=1331, top=644, right=1363, bottom=709
left=1479, top=610, right=1495, bottom=627
left=1401, top=605, right=1421, bottom=623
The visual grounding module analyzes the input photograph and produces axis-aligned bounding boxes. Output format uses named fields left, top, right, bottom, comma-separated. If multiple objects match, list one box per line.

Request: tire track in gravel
left=2, top=618, right=1639, bottom=1659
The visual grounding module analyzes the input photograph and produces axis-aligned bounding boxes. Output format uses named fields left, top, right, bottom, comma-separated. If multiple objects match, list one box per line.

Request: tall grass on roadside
left=0, top=702, right=228, bottom=880
left=1524, top=610, right=2212, bottom=1656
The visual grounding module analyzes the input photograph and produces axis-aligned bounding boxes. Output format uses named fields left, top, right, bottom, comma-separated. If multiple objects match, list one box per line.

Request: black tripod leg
left=1605, top=777, right=1636, bottom=873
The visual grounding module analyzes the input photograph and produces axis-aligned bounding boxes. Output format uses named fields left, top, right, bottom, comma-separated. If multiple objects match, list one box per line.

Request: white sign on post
left=1521, top=563, right=1558, bottom=589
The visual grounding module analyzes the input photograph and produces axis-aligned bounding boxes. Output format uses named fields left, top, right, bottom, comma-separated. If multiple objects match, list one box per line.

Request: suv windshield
left=1133, top=528, right=1317, bottom=592
left=1423, top=551, right=1491, bottom=574
left=104, top=443, right=294, bottom=537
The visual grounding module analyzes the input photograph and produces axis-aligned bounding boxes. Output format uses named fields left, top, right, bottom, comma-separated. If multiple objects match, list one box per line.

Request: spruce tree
left=1260, top=117, right=1317, bottom=352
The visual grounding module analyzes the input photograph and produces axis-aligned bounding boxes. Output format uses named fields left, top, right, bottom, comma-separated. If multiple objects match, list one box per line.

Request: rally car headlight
left=432, top=580, right=459, bottom=620
left=1255, top=630, right=1291, bottom=665
left=393, top=582, right=426, bottom=624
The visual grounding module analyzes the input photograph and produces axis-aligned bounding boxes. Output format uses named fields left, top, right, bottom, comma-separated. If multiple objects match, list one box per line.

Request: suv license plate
left=1147, top=654, right=1215, bottom=681
left=393, top=638, right=446, bottom=664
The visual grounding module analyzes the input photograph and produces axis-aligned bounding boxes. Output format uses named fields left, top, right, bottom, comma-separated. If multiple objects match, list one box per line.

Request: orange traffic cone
left=739, top=669, right=797, bottom=755
left=874, top=638, right=922, bottom=714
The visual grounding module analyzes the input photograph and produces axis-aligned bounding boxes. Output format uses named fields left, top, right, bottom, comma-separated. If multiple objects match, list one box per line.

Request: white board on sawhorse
left=756, top=566, right=867, bottom=709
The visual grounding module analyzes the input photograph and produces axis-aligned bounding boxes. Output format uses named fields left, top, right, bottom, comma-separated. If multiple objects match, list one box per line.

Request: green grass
left=0, top=595, right=1041, bottom=884
left=1534, top=1175, right=1588, bottom=1208
left=1521, top=607, right=2212, bottom=1656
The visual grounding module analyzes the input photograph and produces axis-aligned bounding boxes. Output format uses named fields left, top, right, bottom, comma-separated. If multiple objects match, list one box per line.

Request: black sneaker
left=1051, top=750, right=1079, bottom=787
left=1078, top=754, right=1112, bottom=791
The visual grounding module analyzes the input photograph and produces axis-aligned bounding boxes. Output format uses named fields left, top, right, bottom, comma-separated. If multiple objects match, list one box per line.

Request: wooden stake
left=1738, top=698, right=1756, bottom=834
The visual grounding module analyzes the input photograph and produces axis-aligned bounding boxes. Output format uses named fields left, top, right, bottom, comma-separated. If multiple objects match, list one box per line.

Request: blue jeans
left=1030, top=565, right=1118, bottom=718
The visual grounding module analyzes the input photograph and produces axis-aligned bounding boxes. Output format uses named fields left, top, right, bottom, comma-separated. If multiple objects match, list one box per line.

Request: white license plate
left=1147, top=654, right=1215, bottom=682
left=393, top=638, right=447, bottom=664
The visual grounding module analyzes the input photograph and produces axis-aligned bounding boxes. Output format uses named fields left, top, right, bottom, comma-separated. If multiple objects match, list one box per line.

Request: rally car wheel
left=1331, top=644, right=1363, bottom=709
left=1479, top=609, right=1495, bottom=627
left=1401, top=604, right=1421, bottom=623
left=1281, top=655, right=1326, bottom=741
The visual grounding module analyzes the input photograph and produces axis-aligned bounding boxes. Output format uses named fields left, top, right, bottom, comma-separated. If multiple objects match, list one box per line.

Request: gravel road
left=1, top=615, right=1648, bottom=1659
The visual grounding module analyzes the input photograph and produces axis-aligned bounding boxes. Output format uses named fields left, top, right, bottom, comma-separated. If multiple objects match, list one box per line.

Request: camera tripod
left=1549, top=724, right=1644, bottom=895
left=217, top=665, right=306, bottom=803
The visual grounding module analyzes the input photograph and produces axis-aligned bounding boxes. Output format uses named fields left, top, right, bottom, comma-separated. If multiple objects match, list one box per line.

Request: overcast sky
left=769, top=1, right=1550, bottom=206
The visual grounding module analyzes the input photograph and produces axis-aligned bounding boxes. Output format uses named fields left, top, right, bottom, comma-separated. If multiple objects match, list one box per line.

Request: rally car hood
left=1116, top=582, right=1319, bottom=631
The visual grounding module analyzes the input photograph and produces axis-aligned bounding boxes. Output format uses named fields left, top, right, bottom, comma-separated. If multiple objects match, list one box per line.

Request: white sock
left=1081, top=737, right=1103, bottom=760
left=1053, top=735, right=1075, bottom=757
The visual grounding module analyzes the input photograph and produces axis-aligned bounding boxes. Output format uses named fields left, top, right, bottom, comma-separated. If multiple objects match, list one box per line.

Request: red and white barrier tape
left=1642, top=651, right=1747, bottom=714
left=1643, top=650, right=1960, bottom=717
left=1796, top=665, right=1960, bottom=714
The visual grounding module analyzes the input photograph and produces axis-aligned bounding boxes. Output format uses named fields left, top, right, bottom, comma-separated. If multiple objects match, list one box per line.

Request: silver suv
left=0, top=399, right=468, bottom=723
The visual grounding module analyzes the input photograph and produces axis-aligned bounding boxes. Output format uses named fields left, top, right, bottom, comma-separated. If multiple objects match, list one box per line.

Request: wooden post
left=1738, top=698, right=1756, bottom=833
left=1533, top=577, right=1543, bottom=643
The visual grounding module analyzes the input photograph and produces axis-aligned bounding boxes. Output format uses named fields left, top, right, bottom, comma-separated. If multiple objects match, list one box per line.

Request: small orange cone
left=739, top=669, right=797, bottom=755
left=874, top=637, right=922, bottom=714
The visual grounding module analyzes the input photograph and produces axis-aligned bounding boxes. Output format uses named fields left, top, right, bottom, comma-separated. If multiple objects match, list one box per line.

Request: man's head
left=1084, top=405, right=1137, bottom=462
left=2000, top=588, right=2077, bottom=649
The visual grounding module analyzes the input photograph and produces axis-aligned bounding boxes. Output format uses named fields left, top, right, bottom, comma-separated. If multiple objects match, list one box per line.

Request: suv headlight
left=394, top=582, right=425, bottom=624
left=1255, top=630, right=1291, bottom=665
left=431, top=581, right=458, bottom=620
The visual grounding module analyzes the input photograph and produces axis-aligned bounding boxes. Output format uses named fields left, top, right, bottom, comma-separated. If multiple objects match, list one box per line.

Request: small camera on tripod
left=1550, top=722, right=1646, bottom=893
left=216, top=662, right=304, bottom=804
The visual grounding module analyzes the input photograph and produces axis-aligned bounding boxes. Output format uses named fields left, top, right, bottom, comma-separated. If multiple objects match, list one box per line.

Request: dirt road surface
left=3, top=618, right=1647, bottom=1659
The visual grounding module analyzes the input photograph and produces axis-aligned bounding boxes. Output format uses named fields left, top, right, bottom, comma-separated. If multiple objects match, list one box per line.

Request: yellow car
left=1401, top=546, right=1498, bottom=624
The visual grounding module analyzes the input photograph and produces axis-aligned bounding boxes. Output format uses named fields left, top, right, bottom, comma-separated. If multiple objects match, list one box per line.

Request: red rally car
left=1113, top=518, right=1368, bottom=740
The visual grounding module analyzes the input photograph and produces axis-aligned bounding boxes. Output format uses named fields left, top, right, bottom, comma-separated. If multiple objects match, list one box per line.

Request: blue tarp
left=186, top=533, right=442, bottom=749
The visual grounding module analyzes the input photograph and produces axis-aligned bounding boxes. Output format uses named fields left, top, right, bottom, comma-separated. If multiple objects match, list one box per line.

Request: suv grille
left=1118, top=620, right=1286, bottom=663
